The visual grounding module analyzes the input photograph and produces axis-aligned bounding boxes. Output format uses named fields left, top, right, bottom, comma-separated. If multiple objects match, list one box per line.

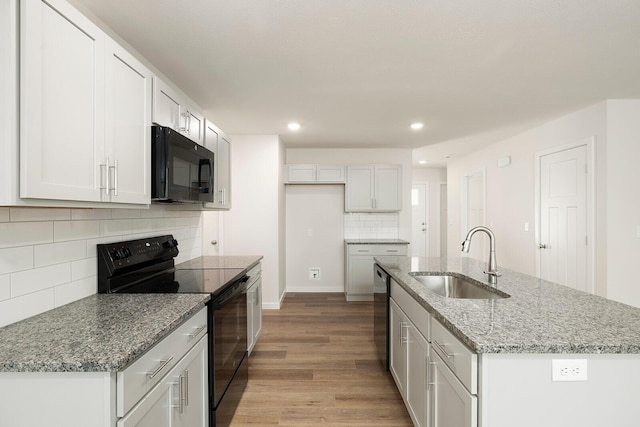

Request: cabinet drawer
left=117, top=307, right=208, bottom=417
left=348, top=244, right=408, bottom=256
left=431, top=319, right=477, bottom=394
left=390, top=279, right=430, bottom=341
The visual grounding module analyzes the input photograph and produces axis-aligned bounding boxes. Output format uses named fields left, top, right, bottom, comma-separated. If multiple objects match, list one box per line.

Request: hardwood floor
left=230, top=293, right=413, bottom=426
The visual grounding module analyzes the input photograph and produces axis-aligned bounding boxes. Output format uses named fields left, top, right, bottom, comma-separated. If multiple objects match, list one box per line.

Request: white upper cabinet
left=203, top=119, right=231, bottom=209
left=19, top=0, right=150, bottom=205
left=152, top=77, right=204, bottom=145
left=20, top=0, right=106, bottom=202
left=0, top=0, right=18, bottom=205
left=104, top=37, right=152, bottom=204
left=285, top=164, right=345, bottom=183
left=345, top=164, right=402, bottom=212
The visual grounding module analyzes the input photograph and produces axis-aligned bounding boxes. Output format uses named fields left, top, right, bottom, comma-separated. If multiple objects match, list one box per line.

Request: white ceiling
left=70, top=0, right=640, bottom=166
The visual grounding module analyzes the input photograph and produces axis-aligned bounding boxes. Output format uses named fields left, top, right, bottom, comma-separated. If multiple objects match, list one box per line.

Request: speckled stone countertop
left=376, top=256, right=640, bottom=354
left=176, top=255, right=263, bottom=270
left=0, top=293, right=210, bottom=372
left=345, top=239, right=410, bottom=245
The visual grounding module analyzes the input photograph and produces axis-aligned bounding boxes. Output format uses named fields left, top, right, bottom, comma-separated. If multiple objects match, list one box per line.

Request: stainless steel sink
left=410, top=274, right=510, bottom=299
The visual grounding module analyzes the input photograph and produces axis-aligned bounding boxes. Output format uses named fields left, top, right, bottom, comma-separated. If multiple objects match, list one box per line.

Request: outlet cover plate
left=552, top=359, right=588, bottom=381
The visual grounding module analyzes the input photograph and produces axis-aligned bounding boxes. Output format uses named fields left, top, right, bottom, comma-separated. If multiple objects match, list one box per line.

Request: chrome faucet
left=461, top=226, right=501, bottom=284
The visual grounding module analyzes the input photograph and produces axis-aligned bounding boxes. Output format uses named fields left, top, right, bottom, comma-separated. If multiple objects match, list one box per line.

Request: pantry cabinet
left=152, top=77, right=204, bottom=145
left=203, top=119, right=232, bottom=209
left=345, top=164, right=402, bottom=212
left=19, top=0, right=150, bottom=205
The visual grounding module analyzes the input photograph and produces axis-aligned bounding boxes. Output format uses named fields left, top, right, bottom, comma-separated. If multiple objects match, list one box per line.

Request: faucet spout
left=461, top=226, right=501, bottom=284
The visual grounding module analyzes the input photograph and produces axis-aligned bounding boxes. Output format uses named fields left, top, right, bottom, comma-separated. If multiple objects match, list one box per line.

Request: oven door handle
left=212, top=276, right=249, bottom=308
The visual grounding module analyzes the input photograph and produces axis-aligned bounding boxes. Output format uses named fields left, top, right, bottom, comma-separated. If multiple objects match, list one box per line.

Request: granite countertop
left=376, top=256, right=640, bottom=354
left=345, top=239, right=410, bottom=245
left=176, top=255, right=263, bottom=270
left=0, top=293, right=210, bottom=373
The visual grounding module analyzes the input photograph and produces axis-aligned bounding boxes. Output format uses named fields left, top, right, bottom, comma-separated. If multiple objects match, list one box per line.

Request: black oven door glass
left=212, top=281, right=248, bottom=408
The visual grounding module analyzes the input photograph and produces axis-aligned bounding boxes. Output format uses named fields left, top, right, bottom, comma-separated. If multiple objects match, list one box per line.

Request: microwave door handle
left=198, top=159, right=211, bottom=193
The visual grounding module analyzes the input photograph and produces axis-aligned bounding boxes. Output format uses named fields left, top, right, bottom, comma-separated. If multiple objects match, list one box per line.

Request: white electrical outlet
left=552, top=359, right=588, bottom=381
left=309, top=268, right=320, bottom=280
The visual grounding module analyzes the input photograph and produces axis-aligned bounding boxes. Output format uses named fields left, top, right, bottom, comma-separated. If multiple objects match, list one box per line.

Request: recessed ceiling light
left=418, top=160, right=427, bottom=164
left=410, top=123, right=424, bottom=130
left=288, top=122, right=301, bottom=131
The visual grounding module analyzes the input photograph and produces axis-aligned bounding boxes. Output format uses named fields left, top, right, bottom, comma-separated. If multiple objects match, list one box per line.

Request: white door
left=412, top=184, right=429, bottom=257
left=538, top=145, right=588, bottom=292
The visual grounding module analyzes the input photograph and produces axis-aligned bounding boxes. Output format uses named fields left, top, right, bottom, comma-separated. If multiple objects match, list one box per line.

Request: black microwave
left=151, top=125, right=215, bottom=203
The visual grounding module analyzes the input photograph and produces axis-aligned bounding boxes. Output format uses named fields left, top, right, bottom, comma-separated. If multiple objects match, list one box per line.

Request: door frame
left=438, top=182, right=447, bottom=257
left=411, top=182, right=429, bottom=257
left=534, top=136, right=595, bottom=293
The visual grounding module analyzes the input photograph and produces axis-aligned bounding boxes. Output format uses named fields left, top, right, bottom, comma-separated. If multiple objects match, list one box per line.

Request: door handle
left=538, top=244, right=548, bottom=249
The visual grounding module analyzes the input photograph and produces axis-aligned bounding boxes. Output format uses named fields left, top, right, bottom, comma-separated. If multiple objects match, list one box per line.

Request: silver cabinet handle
left=184, top=369, right=189, bottom=406
left=428, top=361, right=437, bottom=386
left=178, top=373, right=186, bottom=413
left=386, top=249, right=399, bottom=253
left=100, top=160, right=109, bottom=196
left=110, top=159, right=118, bottom=196
left=147, top=356, right=174, bottom=379
left=433, top=340, right=454, bottom=359
left=187, top=324, right=207, bottom=340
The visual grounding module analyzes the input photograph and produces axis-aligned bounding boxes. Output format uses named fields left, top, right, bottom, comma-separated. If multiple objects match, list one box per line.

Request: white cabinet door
left=346, top=165, right=374, bottom=211
left=390, top=299, right=407, bottom=397
left=184, top=107, right=204, bottom=144
left=316, top=165, right=345, bottom=183
left=174, top=336, right=208, bottom=427
left=406, top=323, right=430, bottom=427
left=117, top=374, right=173, bottom=427
left=287, top=164, right=317, bottom=182
left=247, top=277, right=262, bottom=355
left=217, top=135, right=232, bottom=208
left=104, top=37, right=151, bottom=205
left=203, top=120, right=232, bottom=209
left=20, top=0, right=105, bottom=202
left=347, top=255, right=375, bottom=295
left=153, top=77, right=181, bottom=130
left=431, top=349, right=477, bottom=427
left=375, top=164, right=402, bottom=211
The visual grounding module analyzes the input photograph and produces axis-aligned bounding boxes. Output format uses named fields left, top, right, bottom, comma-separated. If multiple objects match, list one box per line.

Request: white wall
left=446, top=100, right=640, bottom=307
left=286, top=185, right=344, bottom=292
left=605, top=100, right=640, bottom=306
left=412, top=167, right=447, bottom=256
left=223, top=135, right=285, bottom=309
left=0, top=206, right=203, bottom=327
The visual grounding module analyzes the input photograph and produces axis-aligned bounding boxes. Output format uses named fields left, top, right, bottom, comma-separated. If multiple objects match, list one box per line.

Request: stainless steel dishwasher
left=373, top=263, right=390, bottom=371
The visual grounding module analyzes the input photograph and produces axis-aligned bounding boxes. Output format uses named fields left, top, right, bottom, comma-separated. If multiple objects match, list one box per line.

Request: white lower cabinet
left=390, top=296, right=430, bottom=427
left=430, top=347, right=477, bottom=427
left=119, top=335, right=208, bottom=427
left=345, top=243, right=408, bottom=301
left=247, top=263, right=263, bottom=355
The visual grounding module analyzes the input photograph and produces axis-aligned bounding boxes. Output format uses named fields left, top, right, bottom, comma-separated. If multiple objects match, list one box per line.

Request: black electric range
left=97, top=235, right=249, bottom=427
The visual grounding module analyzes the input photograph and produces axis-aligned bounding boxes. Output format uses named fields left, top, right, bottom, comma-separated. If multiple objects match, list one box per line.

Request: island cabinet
left=0, top=307, right=209, bottom=427
left=345, top=164, right=402, bottom=212
left=19, top=0, right=151, bottom=205
left=390, top=279, right=432, bottom=427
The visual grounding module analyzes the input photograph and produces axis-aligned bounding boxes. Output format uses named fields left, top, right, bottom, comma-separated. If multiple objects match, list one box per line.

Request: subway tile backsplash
left=0, top=206, right=203, bottom=328
left=344, top=212, right=399, bottom=239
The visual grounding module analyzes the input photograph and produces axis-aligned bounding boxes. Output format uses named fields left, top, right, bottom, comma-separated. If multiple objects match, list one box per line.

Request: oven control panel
left=97, top=235, right=179, bottom=292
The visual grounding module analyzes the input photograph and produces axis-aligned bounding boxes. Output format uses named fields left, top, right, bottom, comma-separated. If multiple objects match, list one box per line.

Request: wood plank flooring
left=230, top=293, right=413, bottom=426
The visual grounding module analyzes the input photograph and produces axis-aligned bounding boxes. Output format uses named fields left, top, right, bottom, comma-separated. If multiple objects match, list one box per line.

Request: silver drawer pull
left=433, top=340, right=454, bottom=359
left=386, top=250, right=399, bottom=253
left=147, top=356, right=174, bottom=379
left=187, top=324, right=207, bottom=340
left=357, top=250, right=369, bottom=253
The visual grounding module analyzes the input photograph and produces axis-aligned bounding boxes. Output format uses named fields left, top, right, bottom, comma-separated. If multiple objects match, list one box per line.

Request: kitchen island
left=376, top=256, right=640, bottom=427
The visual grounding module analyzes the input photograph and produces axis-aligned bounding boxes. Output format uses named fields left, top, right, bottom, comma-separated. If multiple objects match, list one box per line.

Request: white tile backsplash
left=0, top=206, right=204, bottom=328
left=344, top=212, right=399, bottom=239
left=11, top=263, right=71, bottom=298
left=34, top=240, right=87, bottom=268
left=0, top=222, right=54, bottom=249
left=0, top=246, right=34, bottom=275
left=0, top=275, right=9, bottom=301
